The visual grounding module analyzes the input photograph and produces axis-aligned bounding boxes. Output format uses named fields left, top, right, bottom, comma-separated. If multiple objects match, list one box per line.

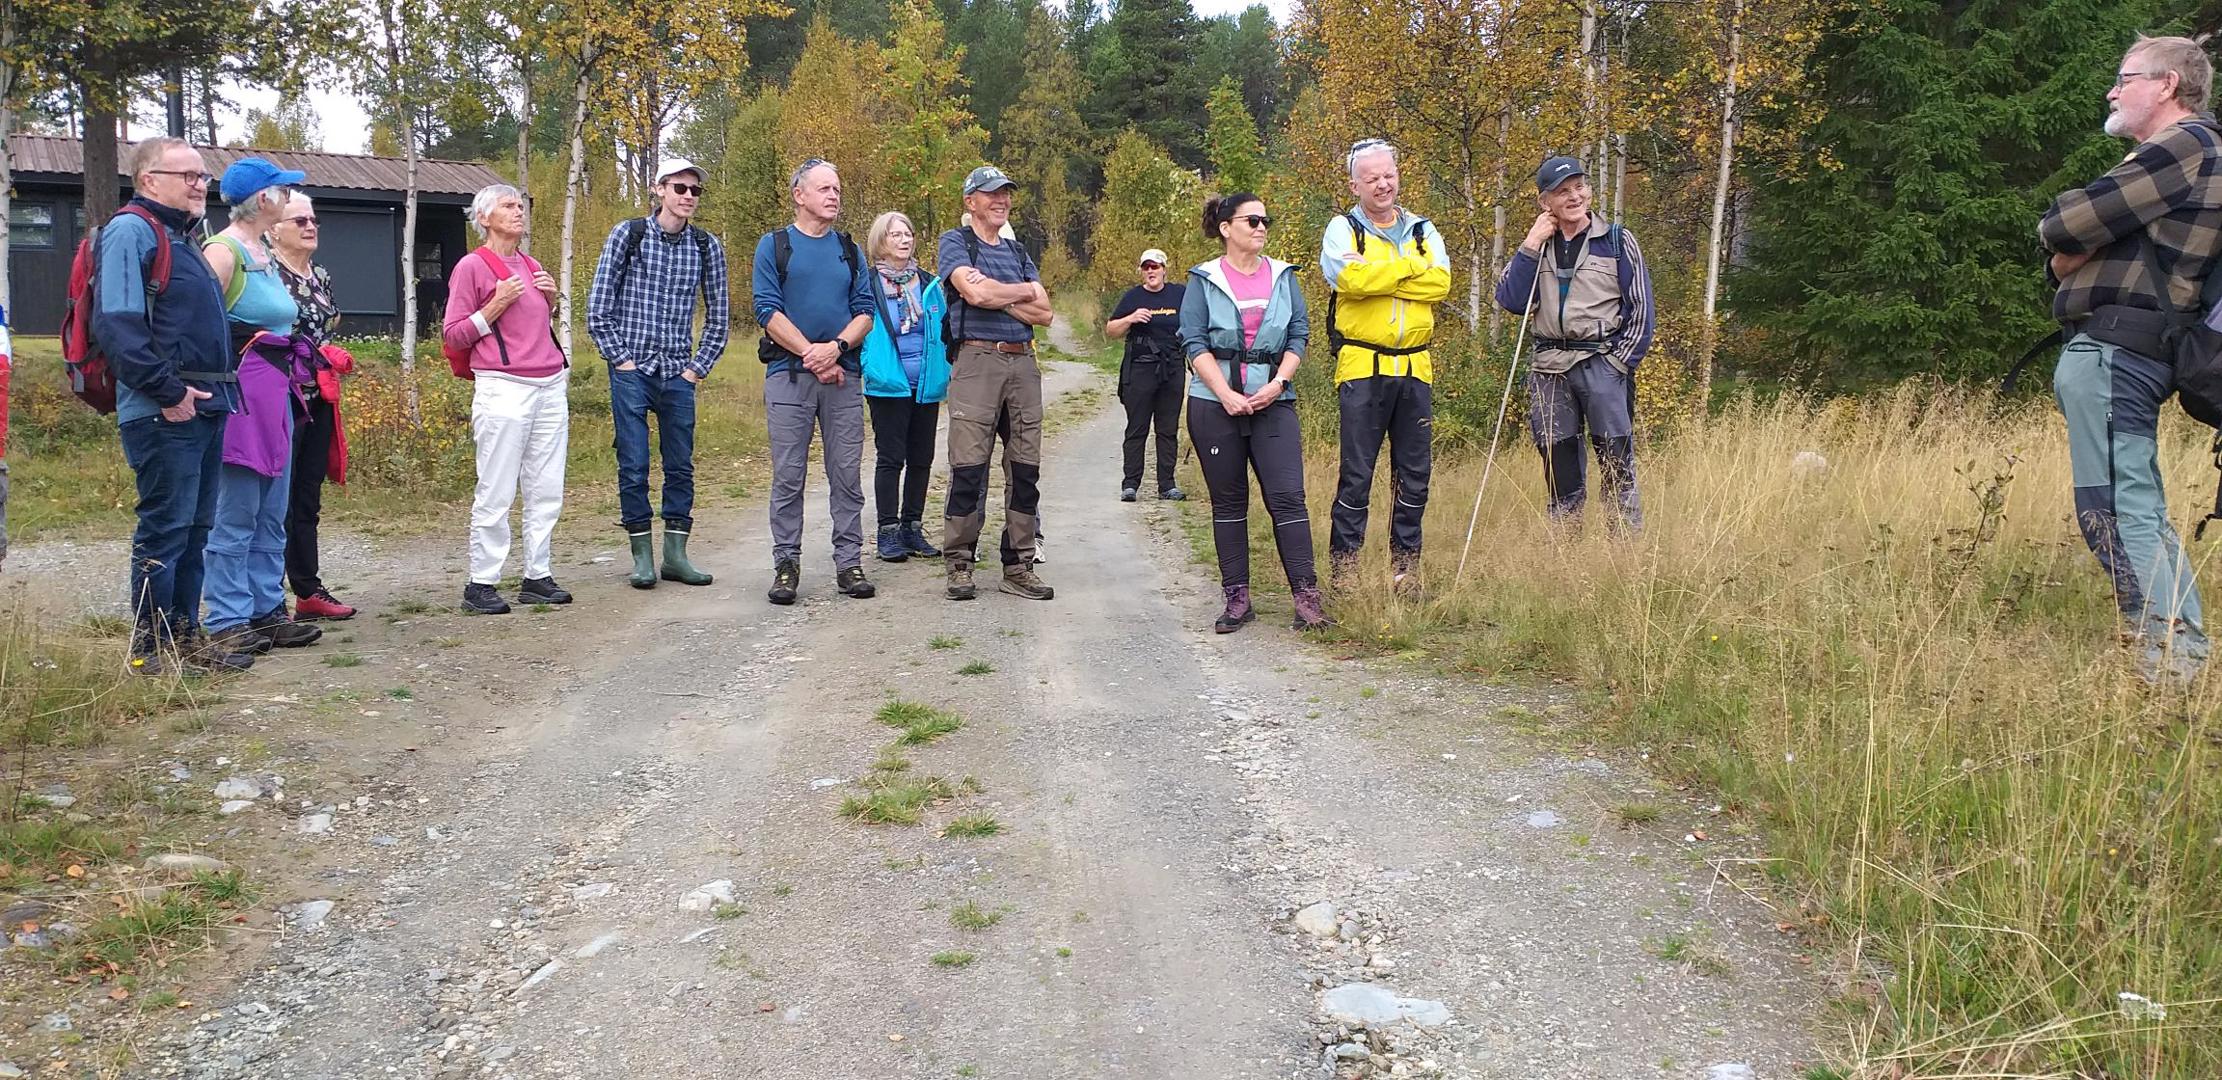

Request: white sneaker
left=1032, top=534, right=1047, bottom=566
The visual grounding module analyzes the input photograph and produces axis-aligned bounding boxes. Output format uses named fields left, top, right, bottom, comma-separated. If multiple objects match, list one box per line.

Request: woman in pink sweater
left=443, top=184, right=571, bottom=615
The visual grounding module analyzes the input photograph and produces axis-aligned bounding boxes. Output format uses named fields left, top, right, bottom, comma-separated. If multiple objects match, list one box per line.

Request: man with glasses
left=752, top=158, right=877, bottom=606
left=589, top=157, right=730, bottom=592
left=2039, top=35, right=2222, bottom=685
left=1107, top=247, right=1187, bottom=503
left=1320, top=138, right=1452, bottom=596
left=937, top=165, right=1054, bottom=601
left=92, top=137, right=254, bottom=674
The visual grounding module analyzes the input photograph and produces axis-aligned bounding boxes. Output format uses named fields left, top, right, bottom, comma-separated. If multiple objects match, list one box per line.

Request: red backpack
left=444, top=247, right=544, bottom=380
left=60, top=204, right=172, bottom=414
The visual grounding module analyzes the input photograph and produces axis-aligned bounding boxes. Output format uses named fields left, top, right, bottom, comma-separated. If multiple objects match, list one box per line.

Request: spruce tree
left=1086, top=0, right=1209, bottom=166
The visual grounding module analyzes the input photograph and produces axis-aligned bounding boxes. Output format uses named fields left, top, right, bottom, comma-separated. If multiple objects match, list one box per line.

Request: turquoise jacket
left=861, top=272, right=949, bottom=403
left=1179, top=256, right=1308, bottom=403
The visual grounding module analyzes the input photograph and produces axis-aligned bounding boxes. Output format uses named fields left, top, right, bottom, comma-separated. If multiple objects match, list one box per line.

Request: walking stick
left=1454, top=268, right=1543, bottom=588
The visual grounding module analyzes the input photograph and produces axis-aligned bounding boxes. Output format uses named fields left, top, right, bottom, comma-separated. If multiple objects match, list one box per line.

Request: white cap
left=654, top=158, right=702, bottom=185
left=1138, top=248, right=1169, bottom=266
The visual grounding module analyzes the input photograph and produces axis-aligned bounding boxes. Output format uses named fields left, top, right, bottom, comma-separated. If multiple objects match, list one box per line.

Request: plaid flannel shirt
left=585, top=217, right=731, bottom=378
left=2040, top=117, right=2222, bottom=322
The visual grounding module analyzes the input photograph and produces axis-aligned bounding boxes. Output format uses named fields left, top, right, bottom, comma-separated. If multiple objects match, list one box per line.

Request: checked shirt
left=585, top=217, right=732, bottom=379
left=2041, top=117, right=2222, bottom=323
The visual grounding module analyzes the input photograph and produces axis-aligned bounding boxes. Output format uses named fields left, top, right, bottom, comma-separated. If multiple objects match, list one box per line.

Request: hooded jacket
left=1318, top=207, right=1452, bottom=384
left=1179, top=256, right=1309, bottom=404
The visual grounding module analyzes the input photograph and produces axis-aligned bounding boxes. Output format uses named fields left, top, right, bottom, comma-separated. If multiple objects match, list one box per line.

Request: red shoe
left=294, top=589, right=357, bottom=621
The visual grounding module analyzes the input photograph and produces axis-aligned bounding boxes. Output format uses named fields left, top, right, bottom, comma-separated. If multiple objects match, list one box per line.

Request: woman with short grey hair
left=443, top=183, right=571, bottom=615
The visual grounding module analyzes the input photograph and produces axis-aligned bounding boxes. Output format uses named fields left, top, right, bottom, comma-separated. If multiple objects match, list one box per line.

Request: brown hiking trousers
left=941, top=342, right=1043, bottom=566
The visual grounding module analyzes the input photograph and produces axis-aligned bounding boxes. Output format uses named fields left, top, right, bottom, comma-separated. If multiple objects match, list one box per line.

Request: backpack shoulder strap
left=204, top=234, right=251, bottom=310
left=608, top=217, right=648, bottom=292
left=1344, top=212, right=1367, bottom=257
left=773, top=227, right=793, bottom=284
left=1412, top=217, right=1429, bottom=257
left=118, top=205, right=173, bottom=293
left=688, top=225, right=715, bottom=293
left=836, top=231, right=861, bottom=291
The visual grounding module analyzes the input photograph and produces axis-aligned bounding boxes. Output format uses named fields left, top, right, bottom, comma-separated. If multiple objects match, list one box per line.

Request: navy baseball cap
left=963, top=165, right=1017, bottom=196
left=221, top=157, right=307, bottom=206
left=1536, top=156, right=1586, bottom=194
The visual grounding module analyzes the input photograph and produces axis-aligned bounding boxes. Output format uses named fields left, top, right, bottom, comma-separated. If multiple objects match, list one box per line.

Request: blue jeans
left=611, top=367, right=698, bottom=531
left=204, top=462, right=291, bottom=632
left=119, top=412, right=228, bottom=641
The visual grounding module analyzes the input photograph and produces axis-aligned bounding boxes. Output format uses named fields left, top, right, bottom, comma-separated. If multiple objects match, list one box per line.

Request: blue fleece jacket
left=92, top=197, right=236, bottom=423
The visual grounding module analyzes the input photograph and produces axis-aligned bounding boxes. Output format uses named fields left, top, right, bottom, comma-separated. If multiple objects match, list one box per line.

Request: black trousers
left=868, top=394, right=940, bottom=527
left=285, top=395, right=335, bottom=598
left=1330, top=376, right=1432, bottom=556
left=1188, top=399, right=1315, bottom=588
left=1118, top=359, right=1184, bottom=492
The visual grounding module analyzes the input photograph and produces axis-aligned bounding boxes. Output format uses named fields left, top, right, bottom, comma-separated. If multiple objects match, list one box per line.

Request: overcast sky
left=218, top=0, right=1291, bottom=156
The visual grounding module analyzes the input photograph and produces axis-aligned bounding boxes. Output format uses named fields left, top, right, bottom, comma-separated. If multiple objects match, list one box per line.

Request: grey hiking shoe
left=947, top=559, right=977, bottom=601
left=1000, top=564, right=1054, bottom=601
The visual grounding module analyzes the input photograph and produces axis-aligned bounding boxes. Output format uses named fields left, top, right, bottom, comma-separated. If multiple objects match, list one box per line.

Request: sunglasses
left=285, top=215, right=318, bottom=228
left=667, top=182, right=705, bottom=197
left=1239, top=214, right=1273, bottom=229
left=1140, top=261, right=1164, bottom=270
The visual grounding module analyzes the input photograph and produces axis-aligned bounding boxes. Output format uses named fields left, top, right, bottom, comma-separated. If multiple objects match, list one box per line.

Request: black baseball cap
left=1537, top=156, right=1586, bottom=194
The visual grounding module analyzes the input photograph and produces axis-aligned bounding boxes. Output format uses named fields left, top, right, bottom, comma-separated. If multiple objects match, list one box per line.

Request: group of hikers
left=79, top=31, right=2215, bottom=682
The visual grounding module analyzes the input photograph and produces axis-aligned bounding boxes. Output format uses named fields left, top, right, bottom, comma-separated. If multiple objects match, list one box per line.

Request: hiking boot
left=1000, top=564, right=1054, bottom=601
left=208, top=624, right=275, bottom=656
left=876, top=524, right=909, bottom=562
left=250, top=607, right=323, bottom=649
left=946, top=559, right=977, bottom=601
left=838, top=565, right=877, bottom=599
left=1391, top=550, right=1422, bottom=599
left=1120, top=487, right=1138, bottom=502
left=180, top=630, right=256, bottom=674
left=293, top=588, right=356, bottom=621
left=520, top=576, right=573, bottom=604
left=900, top=521, right=941, bottom=559
left=462, top=582, right=511, bottom=615
left=627, top=530, right=657, bottom=589
left=1291, top=582, right=1330, bottom=632
left=1160, top=486, right=1187, bottom=501
left=768, top=559, right=801, bottom=606
left=660, top=528, right=713, bottom=585
left=1213, top=584, right=1255, bottom=634
left=1328, top=551, right=1360, bottom=593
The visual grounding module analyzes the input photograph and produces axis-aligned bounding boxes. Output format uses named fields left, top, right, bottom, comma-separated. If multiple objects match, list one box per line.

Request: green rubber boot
left=627, top=531, right=657, bottom=589
left=661, top=528, right=714, bottom=586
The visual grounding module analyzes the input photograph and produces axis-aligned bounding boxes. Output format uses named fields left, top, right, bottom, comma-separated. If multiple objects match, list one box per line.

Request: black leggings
left=286, top=395, right=335, bottom=597
left=1187, top=398, right=1315, bottom=588
left=868, top=394, right=940, bottom=527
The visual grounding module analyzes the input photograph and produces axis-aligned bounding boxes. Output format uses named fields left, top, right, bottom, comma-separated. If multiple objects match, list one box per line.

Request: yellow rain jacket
left=1318, top=208, right=1454, bottom=384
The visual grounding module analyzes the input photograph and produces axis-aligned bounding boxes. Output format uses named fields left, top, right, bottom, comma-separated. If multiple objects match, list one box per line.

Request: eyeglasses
left=1240, top=214, right=1273, bottom=229
left=285, top=215, right=318, bottom=228
left=147, top=169, right=214, bottom=186
left=2115, top=70, right=2170, bottom=88
left=667, top=183, right=704, bottom=197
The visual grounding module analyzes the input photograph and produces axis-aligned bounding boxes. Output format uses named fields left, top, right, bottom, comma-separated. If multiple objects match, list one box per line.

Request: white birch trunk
left=559, top=58, right=592, bottom=362
left=1699, top=0, right=1744, bottom=401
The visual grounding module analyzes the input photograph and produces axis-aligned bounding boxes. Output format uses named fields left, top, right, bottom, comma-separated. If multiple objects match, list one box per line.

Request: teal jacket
left=1179, top=256, right=1308, bottom=403
left=861, top=272, right=949, bottom=403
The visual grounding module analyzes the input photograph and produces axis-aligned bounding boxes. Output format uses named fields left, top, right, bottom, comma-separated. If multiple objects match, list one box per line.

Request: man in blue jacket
left=93, top=136, right=253, bottom=674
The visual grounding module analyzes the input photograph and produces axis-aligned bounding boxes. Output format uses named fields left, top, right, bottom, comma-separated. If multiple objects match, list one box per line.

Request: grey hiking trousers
left=765, top=370, right=866, bottom=570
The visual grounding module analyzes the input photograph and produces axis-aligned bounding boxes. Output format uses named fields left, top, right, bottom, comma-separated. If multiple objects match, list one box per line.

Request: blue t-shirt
left=936, top=228, right=1036, bottom=344
left=751, top=225, right=874, bottom=374
left=895, top=322, right=926, bottom=387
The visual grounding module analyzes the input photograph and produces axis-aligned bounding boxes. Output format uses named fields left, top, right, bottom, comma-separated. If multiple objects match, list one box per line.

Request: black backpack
left=2130, top=225, right=2222, bottom=538
left=755, top=225, right=861, bottom=366
left=609, top=217, right=716, bottom=297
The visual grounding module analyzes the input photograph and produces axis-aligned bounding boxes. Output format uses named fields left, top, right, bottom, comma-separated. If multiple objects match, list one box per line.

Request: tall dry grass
left=1298, top=384, right=2220, bottom=1077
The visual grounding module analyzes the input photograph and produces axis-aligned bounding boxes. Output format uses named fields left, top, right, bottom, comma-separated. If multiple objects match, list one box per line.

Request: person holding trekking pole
left=1495, top=156, right=1653, bottom=533
left=2038, top=34, right=2220, bottom=685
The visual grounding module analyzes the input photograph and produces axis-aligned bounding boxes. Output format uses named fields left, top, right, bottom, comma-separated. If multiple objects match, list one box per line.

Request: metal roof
left=8, top=134, right=508, bottom=198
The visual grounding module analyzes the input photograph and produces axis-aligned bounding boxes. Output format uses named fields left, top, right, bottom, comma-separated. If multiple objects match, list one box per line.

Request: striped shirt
left=2040, top=117, right=2222, bottom=322
left=585, top=217, right=732, bottom=378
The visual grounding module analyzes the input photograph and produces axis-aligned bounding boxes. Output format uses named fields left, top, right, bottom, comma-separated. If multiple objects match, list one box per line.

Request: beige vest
left=1530, top=216, right=1628, bottom=375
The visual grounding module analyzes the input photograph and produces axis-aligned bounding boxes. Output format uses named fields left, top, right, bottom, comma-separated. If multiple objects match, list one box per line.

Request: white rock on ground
left=218, top=800, right=254, bottom=816
left=677, top=880, right=737, bottom=912
left=298, top=813, right=334, bottom=835
left=295, top=900, right=335, bottom=932
left=1292, top=901, right=1340, bottom=938
left=1318, top=983, right=1453, bottom=1029
left=212, top=778, right=263, bottom=801
left=143, top=853, right=230, bottom=878
left=572, top=882, right=617, bottom=902
left=1704, top=1067, right=1757, bottom=1080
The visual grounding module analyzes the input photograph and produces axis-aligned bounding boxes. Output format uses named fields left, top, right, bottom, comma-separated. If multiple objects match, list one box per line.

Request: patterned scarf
left=875, top=262, right=925, bottom=334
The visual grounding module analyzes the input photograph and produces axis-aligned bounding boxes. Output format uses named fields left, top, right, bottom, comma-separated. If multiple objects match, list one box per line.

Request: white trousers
left=469, top=372, right=570, bottom=584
